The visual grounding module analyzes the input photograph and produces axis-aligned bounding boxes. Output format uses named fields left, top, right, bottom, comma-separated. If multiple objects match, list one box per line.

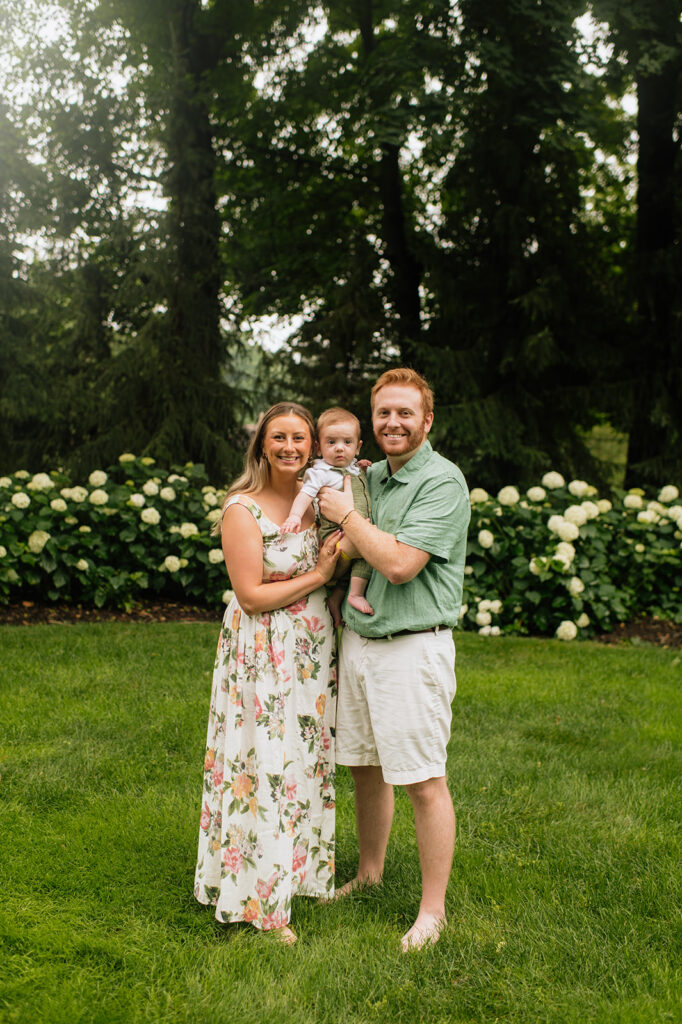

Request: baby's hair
left=317, top=407, right=362, bottom=440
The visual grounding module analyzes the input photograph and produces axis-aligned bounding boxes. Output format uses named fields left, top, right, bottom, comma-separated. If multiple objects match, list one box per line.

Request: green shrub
left=1, top=462, right=680, bottom=637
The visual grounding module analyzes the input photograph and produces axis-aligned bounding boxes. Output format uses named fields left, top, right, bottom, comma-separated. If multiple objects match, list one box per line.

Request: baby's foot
left=347, top=594, right=374, bottom=615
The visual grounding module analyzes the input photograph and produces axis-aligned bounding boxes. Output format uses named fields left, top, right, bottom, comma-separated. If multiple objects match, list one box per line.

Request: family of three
left=193, top=367, right=470, bottom=950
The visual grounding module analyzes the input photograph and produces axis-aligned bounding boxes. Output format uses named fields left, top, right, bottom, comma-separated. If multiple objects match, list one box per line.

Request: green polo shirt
left=342, top=441, right=470, bottom=637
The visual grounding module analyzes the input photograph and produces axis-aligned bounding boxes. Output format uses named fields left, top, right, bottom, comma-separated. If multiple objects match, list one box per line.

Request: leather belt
left=371, top=625, right=449, bottom=641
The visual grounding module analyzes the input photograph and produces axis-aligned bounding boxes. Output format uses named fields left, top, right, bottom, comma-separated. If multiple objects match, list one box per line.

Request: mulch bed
left=1, top=601, right=680, bottom=647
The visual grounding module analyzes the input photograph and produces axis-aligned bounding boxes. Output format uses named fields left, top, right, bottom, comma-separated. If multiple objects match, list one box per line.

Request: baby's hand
left=357, top=459, right=372, bottom=472
left=281, top=514, right=302, bottom=534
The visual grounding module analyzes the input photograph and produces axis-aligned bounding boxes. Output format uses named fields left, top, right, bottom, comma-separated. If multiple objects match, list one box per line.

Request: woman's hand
left=315, top=530, right=343, bottom=584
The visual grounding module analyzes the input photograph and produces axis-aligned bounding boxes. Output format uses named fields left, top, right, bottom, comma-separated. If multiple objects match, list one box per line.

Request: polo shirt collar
left=380, top=440, right=433, bottom=484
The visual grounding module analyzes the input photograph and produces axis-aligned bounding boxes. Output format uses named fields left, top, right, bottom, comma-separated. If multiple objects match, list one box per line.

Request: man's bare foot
left=401, top=912, right=446, bottom=952
left=320, top=874, right=382, bottom=902
left=270, top=924, right=297, bottom=944
left=346, top=594, right=374, bottom=615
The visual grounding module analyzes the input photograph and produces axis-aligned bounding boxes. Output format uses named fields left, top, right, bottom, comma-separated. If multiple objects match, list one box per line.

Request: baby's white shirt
left=300, top=457, right=361, bottom=498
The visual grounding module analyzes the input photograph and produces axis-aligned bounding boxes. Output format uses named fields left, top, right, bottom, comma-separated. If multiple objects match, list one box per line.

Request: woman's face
left=261, top=414, right=312, bottom=477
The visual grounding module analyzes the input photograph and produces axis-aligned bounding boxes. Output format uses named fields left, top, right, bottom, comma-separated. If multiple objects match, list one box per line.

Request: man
left=318, top=367, right=470, bottom=951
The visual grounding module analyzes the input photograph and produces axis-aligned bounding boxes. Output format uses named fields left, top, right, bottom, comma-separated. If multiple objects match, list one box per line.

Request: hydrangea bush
left=0, top=456, right=230, bottom=610
left=464, top=474, right=681, bottom=639
left=1, top=460, right=680, bottom=638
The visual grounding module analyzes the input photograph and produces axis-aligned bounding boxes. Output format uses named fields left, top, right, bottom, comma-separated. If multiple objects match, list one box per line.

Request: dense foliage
left=1, top=457, right=680, bottom=636
left=0, top=1, right=680, bottom=488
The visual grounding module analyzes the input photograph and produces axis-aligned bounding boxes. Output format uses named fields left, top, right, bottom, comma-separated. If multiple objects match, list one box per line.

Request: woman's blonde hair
left=212, top=402, right=315, bottom=535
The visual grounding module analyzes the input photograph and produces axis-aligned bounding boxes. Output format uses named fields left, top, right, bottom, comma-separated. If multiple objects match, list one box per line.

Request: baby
left=282, top=407, right=373, bottom=616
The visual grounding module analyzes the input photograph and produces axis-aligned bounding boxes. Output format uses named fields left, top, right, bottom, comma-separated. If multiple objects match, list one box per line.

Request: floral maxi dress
left=194, top=496, right=336, bottom=930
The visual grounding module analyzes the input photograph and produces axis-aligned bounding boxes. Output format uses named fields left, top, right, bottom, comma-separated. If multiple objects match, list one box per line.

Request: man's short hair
left=371, top=368, right=434, bottom=417
left=317, top=406, right=362, bottom=440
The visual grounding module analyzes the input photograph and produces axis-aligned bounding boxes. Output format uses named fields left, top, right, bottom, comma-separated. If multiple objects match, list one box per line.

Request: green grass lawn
left=1, top=625, right=680, bottom=1024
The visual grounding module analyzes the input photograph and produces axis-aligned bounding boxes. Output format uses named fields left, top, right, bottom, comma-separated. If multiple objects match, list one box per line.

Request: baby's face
left=318, top=419, right=362, bottom=468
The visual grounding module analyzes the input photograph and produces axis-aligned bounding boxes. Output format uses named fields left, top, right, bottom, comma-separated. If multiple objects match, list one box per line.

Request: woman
left=194, top=403, right=341, bottom=944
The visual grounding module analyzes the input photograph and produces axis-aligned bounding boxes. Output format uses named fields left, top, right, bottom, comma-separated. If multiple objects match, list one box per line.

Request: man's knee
left=404, top=775, right=450, bottom=807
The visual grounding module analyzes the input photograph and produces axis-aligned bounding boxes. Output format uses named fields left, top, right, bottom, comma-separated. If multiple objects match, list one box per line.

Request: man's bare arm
left=319, top=479, right=430, bottom=585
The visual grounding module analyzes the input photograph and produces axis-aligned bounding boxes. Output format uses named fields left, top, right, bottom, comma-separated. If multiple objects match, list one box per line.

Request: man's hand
left=318, top=476, right=355, bottom=525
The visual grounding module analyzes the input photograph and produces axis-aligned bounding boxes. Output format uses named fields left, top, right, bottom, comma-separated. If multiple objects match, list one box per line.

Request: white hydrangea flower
left=542, top=471, right=565, bottom=489
left=27, top=472, right=54, bottom=491
left=497, top=486, right=520, bottom=506
left=469, top=487, right=489, bottom=504
left=11, top=492, right=30, bottom=509
left=580, top=501, right=600, bottom=520
left=576, top=613, right=590, bottom=628
left=129, top=493, right=145, bottom=508
left=564, top=505, right=588, bottom=527
left=490, top=625, right=501, bottom=636
left=142, top=480, right=159, bottom=496
left=464, top=565, right=474, bottom=575
left=478, top=599, right=492, bottom=613
left=547, top=515, right=564, bottom=535
left=119, top=453, right=136, bottom=463
left=88, top=470, right=108, bottom=487
left=567, top=576, right=585, bottom=596
left=160, top=487, right=176, bottom=502
left=141, top=507, right=161, bottom=525
left=208, top=548, right=224, bottom=564
left=597, top=499, right=612, bottom=514
left=203, top=492, right=219, bottom=508
left=623, top=494, right=643, bottom=510
left=478, top=529, right=494, bottom=549
left=76, top=558, right=89, bottom=572
left=28, top=530, right=50, bottom=553
left=637, top=509, right=656, bottom=525
left=70, top=486, right=88, bottom=503
left=206, top=508, right=222, bottom=524
left=163, top=555, right=181, bottom=573
left=79, top=525, right=92, bottom=533
left=0, top=545, right=6, bottom=557
left=667, top=505, right=682, bottom=524
left=202, top=485, right=216, bottom=494
left=489, top=599, right=502, bottom=614
left=179, top=522, right=199, bottom=538
left=65, top=515, right=78, bottom=525
left=658, top=485, right=679, bottom=503
left=89, top=489, right=109, bottom=506
left=568, top=479, right=590, bottom=498
left=14, top=470, right=29, bottom=479
left=50, top=498, right=67, bottom=512
left=555, top=620, right=578, bottom=641
left=141, top=457, right=156, bottom=466
left=526, top=486, right=546, bottom=502
left=222, top=588, right=235, bottom=604
left=459, top=603, right=468, bottom=619
left=167, top=474, right=187, bottom=484
left=557, top=519, right=580, bottom=542
left=0, top=476, right=11, bottom=488
left=475, top=610, right=492, bottom=627
left=634, top=543, right=645, bottom=553
left=478, top=624, right=492, bottom=636
left=554, top=542, right=576, bottom=568
left=529, top=557, right=543, bottom=575
left=179, top=558, right=188, bottom=568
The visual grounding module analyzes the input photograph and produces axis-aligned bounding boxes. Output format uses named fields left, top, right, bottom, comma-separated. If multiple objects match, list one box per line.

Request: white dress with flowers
left=194, top=495, right=336, bottom=930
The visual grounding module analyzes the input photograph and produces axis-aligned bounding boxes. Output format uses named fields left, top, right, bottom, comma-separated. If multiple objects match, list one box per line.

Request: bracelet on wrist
left=339, top=508, right=356, bottom=528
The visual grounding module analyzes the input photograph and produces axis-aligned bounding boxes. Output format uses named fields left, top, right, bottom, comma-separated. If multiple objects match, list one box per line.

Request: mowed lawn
left=0, top=624, right=680, bottom=1024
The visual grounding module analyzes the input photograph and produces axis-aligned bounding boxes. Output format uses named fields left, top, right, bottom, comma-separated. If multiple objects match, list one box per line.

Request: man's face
left=371, top=384, right=433, bottom=464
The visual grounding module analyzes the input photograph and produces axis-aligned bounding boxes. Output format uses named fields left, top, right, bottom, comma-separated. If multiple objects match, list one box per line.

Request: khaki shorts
left=336, top=627, right=457, bottom=785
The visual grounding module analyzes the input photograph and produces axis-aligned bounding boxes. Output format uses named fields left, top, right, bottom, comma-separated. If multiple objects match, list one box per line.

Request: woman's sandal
left=271, top=925, right=297, bottom=945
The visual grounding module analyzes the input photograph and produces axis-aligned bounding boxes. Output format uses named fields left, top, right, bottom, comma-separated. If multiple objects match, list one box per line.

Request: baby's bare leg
left=326, top=585, right=346, bottom=627
left=346, top=575, right=374, bottom=615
